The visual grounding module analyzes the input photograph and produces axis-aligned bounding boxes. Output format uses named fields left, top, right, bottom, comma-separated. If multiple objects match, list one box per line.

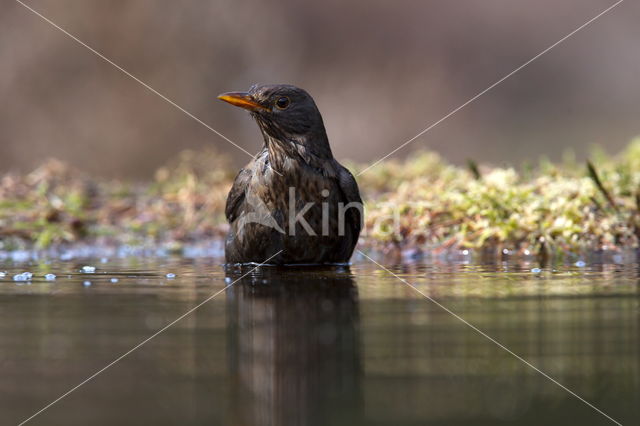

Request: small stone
left=166, top=273, right=176, bottom=279
left=0, top=271, right=6, bottom=278
left=81, top=266, right=96, bottom=273
left=44, top=274, right=57, bottom=281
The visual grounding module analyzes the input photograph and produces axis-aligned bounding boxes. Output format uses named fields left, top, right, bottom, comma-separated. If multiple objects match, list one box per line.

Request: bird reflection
left=225, top=266, right=362, bottom=426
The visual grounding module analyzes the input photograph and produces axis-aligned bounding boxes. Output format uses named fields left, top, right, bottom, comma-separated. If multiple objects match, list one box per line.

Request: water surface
left=0, top=252, right=638, bottom=425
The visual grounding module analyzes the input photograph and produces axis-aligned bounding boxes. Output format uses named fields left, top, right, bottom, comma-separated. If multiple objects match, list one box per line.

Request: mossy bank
left=3, top=140, right=640, bottom=260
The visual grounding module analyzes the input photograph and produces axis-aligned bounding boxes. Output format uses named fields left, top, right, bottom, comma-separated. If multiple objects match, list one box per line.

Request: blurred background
left=1, top=0, right=638, bottom=178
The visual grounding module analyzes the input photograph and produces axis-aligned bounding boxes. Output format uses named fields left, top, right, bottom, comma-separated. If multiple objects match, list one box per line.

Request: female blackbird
left=218, top=84, right=362, bottom=265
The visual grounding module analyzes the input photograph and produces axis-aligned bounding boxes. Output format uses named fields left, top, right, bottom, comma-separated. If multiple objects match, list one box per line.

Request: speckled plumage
left=220, top=84, right=362, bottom=265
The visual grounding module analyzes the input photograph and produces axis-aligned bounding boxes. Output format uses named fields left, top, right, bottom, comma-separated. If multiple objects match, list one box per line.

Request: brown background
left=1, top=0, right=639, bottom=177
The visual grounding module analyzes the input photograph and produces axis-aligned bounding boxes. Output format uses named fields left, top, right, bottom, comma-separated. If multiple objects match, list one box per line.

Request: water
left=0, top=253, right=638, bottom=425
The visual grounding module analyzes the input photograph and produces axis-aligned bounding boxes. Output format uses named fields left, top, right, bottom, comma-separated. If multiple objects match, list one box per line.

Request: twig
left=586, top=161, right=618, bottom=212
left=467, top=159, right=481, bottom=180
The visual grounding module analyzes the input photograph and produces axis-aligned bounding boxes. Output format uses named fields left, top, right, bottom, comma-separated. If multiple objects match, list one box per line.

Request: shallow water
left=0, top=251, right=638, bottom=425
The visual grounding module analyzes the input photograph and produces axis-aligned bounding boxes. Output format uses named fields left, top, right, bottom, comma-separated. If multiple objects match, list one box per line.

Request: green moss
left=358, top=141, right=640, bottom=255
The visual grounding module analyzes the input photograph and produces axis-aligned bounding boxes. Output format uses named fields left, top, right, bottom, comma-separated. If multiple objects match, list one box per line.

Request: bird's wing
left=225, top=167, right=252, bottom=222
left=336, top=164, right=363, bottom=236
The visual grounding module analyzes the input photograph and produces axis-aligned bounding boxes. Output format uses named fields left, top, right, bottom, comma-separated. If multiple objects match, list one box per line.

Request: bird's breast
left=247, top=163, right=342, bottom=233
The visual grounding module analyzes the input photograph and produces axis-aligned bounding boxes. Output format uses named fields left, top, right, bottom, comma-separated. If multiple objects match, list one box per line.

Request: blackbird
left=218, top=84, right=362, bottom=265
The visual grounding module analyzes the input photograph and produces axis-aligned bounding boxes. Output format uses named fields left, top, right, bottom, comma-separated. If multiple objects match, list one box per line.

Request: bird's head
left=218, top=84, right=332, bottom=160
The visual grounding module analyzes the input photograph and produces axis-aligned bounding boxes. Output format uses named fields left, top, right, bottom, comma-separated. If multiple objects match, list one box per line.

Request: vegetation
left=2, top=140, right=640, bottom=258
left=354, top=139, right=640, bottom=257
left=0, top=150, right=233, bottom=251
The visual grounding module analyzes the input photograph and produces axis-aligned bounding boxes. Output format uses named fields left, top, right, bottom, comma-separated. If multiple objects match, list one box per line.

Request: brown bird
left=218, top=84, right=362, bottom=265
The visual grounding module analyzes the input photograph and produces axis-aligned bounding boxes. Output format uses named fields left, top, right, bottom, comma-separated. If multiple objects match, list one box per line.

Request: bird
left=218, top=84, right=362, bottom=265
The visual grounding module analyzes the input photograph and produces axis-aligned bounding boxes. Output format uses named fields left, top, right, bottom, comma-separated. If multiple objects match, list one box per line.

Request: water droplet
left=224, top=277, right=232, bottom=284
left=81, top=266, right=96, bottom=273
left=60, top=252, right=73, bottom=261
left=110, top=278, right=119, bottom=283
left=83, top=281, right=92, bottom=287
left=166, top=273, right=176, bottom=279
left=531, top=268, right=542, bottom=274
left=13, top=272, right=33, bottom=281
left=44, top=273, right=57, bottom=281
left=575, top=260, right=586, bottom=268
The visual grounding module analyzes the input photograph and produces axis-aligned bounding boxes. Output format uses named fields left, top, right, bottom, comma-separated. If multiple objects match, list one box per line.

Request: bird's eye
left=275, top=96, right=290, bottom=109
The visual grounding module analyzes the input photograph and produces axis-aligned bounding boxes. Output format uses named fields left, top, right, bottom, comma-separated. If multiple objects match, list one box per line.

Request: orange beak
left=217, top=91, right=267, bottom=111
